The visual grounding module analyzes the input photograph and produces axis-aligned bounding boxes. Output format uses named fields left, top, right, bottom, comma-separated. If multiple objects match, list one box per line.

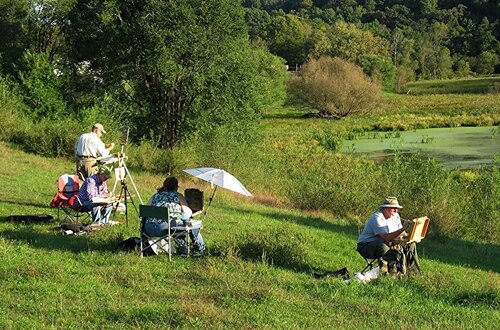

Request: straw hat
left=380, top=196, right=403, bottom=209
left=93, top=123, right=106, bottom=134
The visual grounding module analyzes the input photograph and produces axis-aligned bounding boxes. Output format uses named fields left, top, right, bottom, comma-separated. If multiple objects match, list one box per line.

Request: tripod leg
left=124, top=184, right=128, bottom=227
left=114, top=184, right=126, bottom=221
left=113, top=177, right=140, bottom=227
left=124, top=184, right=139, bottom=214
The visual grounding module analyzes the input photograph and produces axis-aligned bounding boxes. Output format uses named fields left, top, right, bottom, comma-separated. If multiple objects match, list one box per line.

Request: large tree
left=0, top=0, right=74, bottom=75
left=266, top=13, right=312, bottom=65
left=65, top=0, right=263, bottom=148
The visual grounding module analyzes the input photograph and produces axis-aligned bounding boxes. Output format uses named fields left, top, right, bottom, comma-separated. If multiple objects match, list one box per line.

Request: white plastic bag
left=350, top=267, right=380, bottom=284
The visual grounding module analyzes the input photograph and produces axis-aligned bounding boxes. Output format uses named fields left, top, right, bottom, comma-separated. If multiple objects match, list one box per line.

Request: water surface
left=341, top=126, right=499, bottom=169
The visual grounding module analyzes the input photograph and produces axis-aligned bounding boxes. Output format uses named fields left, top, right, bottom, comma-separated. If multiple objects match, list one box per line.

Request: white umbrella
left=183, top=167, right=252, bottom=196
left=183, top=167, right=252, bottom=219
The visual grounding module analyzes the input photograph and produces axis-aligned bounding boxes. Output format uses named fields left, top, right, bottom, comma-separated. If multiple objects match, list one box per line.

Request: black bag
left=185, top=188, right=203, bottom=213
left=382, top=248, right=406, bottom=274
left=118, top=237, right=142, bottom=253
left=313, top=267, right=350, bottom=280
left=60, top=223, right=85, bottom=232
left=8, top=214, right=54, bottom=223
left=383, top=243, right=421, bottom=275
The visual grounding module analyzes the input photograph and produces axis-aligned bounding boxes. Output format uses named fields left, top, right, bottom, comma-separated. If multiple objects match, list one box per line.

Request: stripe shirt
left=76, top=174, right=108, bottom=205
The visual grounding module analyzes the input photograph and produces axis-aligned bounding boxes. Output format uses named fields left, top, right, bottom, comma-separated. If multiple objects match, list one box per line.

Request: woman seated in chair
left=145, top=176, right=205, bottom=254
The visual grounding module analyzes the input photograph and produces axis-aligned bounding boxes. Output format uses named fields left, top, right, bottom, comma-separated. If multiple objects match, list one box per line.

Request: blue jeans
left=82, top=201, right=113, bottom=225
left=144, top=220, right=205, bottom=251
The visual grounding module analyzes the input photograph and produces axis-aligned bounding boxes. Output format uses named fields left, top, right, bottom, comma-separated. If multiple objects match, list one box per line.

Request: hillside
left=0, top=143, right=498, bottom=329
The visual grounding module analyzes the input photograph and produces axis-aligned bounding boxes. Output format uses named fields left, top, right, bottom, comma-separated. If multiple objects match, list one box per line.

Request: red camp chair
left=50, top=174, right=90, bottom=223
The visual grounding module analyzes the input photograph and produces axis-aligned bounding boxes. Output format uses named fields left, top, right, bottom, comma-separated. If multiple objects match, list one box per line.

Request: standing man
left=357, top=197, right=417, bottom=274
left=75, top=123, right=115, bottom=181
left=73, top=166, right=116, bottom=226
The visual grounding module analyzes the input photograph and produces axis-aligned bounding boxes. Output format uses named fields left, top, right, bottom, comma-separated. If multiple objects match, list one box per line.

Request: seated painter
left=356, top=196, right=419, bottom=275
left=73, top=166, right=117, bottom=226
left=145, top=176, right=205, bottom=254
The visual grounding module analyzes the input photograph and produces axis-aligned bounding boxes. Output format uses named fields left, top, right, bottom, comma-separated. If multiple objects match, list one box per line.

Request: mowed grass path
left=0, top=143, right=498, bottom=329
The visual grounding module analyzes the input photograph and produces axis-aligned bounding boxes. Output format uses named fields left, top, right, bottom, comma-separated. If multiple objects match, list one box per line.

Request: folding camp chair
left=50, top=174, right=90, bottom=223
left=139, top=204, right=204, bottom=261
left=360, top=256, right=377, bottom=274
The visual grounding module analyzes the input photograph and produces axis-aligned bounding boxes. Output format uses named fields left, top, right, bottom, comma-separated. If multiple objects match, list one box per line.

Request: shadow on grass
left=221, top=206, right=358, bottom=238
left=0, top=226, right=120, bottom=254
left=453, top=291, right=499, bottom=309
left=421, top=236, right=499, bottom=273
left=235, top=240, right=311, bottom=274
left=1, top=198, right=52, bottom=210
left=217, top=206, right=358, bottom=274
left=262, top=113, right=307, bottom=119
left=220, top=206, right=499, bottom=273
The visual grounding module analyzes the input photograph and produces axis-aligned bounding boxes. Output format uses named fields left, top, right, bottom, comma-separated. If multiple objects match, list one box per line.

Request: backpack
left=382, top=243, right=421, bottom=276
left=382, top=248, right=407, bottom=275
left=118, top=237, right=142, bottom=253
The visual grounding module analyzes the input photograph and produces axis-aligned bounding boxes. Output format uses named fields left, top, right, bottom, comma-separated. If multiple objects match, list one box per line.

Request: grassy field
left=401, top=76, right=500, bottom=95
left=0, top=143, right=498, bottom=329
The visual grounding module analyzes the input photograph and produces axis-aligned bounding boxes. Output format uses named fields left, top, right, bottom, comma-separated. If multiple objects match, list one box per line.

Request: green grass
left=402, top=76, right=500, bottom=95
left=0, top=143, right=499, bottom=329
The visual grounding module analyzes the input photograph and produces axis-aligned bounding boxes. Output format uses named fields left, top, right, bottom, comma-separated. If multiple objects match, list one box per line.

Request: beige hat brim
left=381, top=204, right=403, bottom=209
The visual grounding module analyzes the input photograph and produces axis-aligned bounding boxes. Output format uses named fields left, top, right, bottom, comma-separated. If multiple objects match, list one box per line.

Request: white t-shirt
left=75, top=132, right=110, bottom=158
left=357, top=209, right=402, bottom=243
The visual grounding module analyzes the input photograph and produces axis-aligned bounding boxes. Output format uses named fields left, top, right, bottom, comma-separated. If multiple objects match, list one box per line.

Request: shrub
left=284, top=150, right=381, bottom=220
left=474, top=51, right=498, bottom=74
left=16, top=51, right=68, bottom=120
left=9, top=118, right=81, bottom=157
left=454, top=59, right=472, bottom=77
left=248, top=45, right=288, bottom=114
left=458, top=158, right=500, bottom=242
left=0, top=76, right=28, bottom=141
left=395, top=65, right=415, bottom=93
left=124, top=138, right=195, bottom=175
left=287, top=56, right=381, bottom=118
left=357, top=54, right=396, bottom=92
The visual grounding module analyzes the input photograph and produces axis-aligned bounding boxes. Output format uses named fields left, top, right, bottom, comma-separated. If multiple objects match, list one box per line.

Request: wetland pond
left=341, top=126, right=499, bottom=169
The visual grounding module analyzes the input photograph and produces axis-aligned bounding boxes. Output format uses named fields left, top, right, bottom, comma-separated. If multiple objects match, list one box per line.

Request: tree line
left=244, top=0, right=499, bottom=89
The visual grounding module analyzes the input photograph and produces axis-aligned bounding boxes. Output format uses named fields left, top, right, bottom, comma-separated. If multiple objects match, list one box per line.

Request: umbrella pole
left=203, top=186, right=217, bottom=221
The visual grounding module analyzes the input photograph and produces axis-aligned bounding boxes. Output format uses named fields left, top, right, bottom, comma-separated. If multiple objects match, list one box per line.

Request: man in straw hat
left=73, top=166, right=117, bottom=226
left=357, top=197, right=418, bottom=275
left=74, top=123, right=115, bottom=181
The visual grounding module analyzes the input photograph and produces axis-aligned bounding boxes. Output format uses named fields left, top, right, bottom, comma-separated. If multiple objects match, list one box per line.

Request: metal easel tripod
left=112, top=145, right=143, bottom=226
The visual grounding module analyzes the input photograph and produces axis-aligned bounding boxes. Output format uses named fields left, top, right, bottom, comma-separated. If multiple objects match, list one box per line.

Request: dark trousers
left=357, top=238, right=390, bottom=260
left=358, top=240, right=421, bottom=274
